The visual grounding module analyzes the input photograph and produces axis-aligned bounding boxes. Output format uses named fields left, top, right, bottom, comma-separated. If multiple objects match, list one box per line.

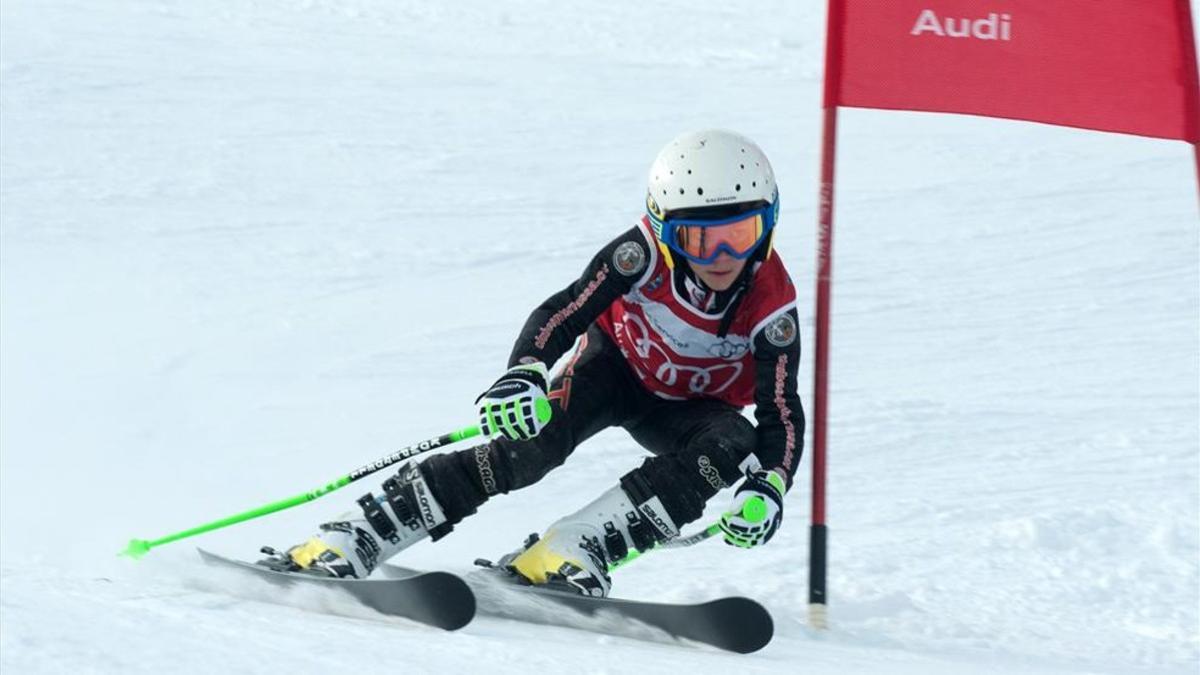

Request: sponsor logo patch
left=535, top=265, right=607, bottom=349
left=475, top=445, right=498, bottom=495
left=638, top=498, right=680, bottom=538
left=763, top=313, right=797, bottom=348
left=613, top=241, right=647, bottom=277
left=414, top=481, right=439, bottom=530
left=646, top=193, right=664, bottom=219
left=911, top=9, right=1012, bottom=41
left=697, top=455, right=727, bottom=491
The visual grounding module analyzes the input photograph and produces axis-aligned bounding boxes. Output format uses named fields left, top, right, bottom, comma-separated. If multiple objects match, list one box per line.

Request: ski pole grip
left=741, top=496, right=768, bottom=523
left=535, top=397, right=553, bottom=424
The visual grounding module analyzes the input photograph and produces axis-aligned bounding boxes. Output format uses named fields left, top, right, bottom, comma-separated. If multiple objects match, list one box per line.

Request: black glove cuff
left=502, top=366, right=548, bottom=392
left=738, top=470, right=785, bottom=509
left=476, top=365, right=548, bottom=403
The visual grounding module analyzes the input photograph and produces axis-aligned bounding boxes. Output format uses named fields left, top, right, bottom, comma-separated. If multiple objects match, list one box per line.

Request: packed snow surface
left=2, top=1, right=1197, bottom=673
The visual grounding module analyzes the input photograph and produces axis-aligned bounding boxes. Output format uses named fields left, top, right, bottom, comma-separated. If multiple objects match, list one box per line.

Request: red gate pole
left=1174, top=0, right=1200, bottom=203
left=810, top=0, right=845, bottom=631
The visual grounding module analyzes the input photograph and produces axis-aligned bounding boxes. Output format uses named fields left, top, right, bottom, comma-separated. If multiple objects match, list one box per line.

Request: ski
left=197, top=549, right=475, bottom=631
left=381, top=562, right=773, bottom=653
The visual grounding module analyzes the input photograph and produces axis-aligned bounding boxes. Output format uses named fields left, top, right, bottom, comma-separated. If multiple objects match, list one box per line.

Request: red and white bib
left=596, top=218, right=797, bottom=406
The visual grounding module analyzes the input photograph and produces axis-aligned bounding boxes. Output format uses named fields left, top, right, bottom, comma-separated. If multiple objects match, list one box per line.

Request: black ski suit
left=417, top=226, right=805, bottom=539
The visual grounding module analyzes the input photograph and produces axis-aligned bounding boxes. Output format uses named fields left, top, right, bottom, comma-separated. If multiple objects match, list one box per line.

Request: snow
left=2, top=1, right=1197, bottom=673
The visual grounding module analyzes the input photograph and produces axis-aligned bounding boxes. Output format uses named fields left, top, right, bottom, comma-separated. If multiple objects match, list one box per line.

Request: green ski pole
left=607, top=495, right=771, bottom=572
left=607, top=523, right=721, bottom=572
left=121, top=422, right=491, bottom=559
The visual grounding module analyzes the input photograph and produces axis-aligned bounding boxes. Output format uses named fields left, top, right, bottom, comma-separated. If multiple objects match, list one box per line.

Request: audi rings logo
left=619, top=314, right=743, bottom=395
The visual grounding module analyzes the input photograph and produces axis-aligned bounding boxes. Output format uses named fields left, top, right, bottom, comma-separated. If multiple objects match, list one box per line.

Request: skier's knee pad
left=478, top=424, right=575, bottom=494
left=621, top=459, right=707, bottom=527
left=623, top=414, right=756, bottom=527
left=683, top=413, right=757, bottom=488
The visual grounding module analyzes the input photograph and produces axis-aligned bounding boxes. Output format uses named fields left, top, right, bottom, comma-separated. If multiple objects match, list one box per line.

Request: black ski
left=198, top=549, right=475, bottom=631
left=382, top=562, right=773, bottom=653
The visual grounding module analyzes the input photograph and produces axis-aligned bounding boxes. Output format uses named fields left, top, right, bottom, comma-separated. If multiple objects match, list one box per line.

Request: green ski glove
left=720, top=469, right=786, bottom=548
left=476, top=362, right=553, bottom=441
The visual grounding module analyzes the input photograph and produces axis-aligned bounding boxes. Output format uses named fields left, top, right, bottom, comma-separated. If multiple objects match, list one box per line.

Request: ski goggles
left=650, top=199, right=778, bottom=265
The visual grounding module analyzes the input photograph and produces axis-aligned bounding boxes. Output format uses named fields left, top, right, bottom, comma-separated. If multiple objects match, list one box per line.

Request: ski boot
left=256, top=461, right=450, bottom=579
left=496, top=482, right=681, bottom=597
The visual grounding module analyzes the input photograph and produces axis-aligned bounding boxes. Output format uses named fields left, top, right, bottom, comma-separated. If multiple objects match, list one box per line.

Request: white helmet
left=645, top=130, right=780, bottom=266
left=646, top=129, right=777, bottom=217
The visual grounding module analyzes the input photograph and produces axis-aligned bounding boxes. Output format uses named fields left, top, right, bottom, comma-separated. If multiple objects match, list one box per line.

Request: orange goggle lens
left=672, top=214, right=764, bottom=261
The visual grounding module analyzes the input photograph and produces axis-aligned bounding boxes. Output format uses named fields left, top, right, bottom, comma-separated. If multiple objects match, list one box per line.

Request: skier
left=263, top=129, right=805, bottom=597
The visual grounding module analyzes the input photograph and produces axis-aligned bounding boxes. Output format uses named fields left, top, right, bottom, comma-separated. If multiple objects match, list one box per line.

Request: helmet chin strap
left=716, top=265, right=754, bottom=338
left=673, top=257, right=756, bottom=338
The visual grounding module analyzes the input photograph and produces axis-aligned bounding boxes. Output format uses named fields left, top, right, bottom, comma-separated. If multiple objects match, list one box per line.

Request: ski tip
left=706, top=596, right=774, bottom=653
left=197, top=550, right=476, bottom=631
left=411, top=571, right=477, bottom=631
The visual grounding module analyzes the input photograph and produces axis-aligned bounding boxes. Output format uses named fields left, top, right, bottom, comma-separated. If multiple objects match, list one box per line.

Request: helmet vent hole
left=669, top=170, right=674, bottom=175
left=735, top=184, right=741, bottom=191
left=697, top=187, right=704, bottom=195
left=687, top=169, right=692, bottom=174
left=678, top=188, right=685, bottom=195
left=752, top=181, right=757, bottom=187
left=740, top=164, right=745, bottom=169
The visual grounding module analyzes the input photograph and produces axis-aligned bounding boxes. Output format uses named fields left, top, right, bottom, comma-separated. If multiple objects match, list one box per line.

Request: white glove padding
left=719, top=469, right=786, bottom=548
left=476, top=362, right=553, bottom=441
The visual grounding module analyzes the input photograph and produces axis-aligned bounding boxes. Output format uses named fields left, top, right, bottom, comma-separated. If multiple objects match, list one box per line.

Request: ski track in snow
left=2, top=1, right=1197, bottom=673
